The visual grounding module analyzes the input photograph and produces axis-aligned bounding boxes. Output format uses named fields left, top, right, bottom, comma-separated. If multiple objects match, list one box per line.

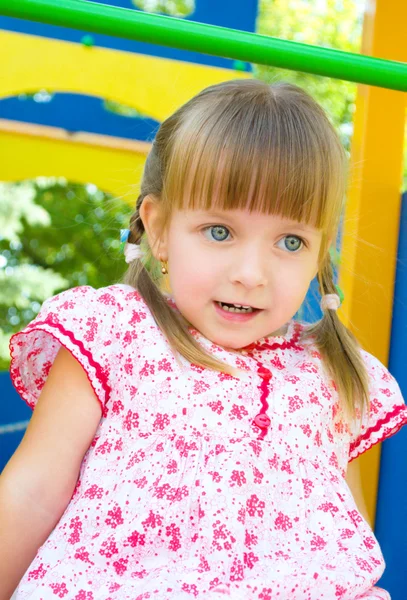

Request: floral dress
left=9, top=284, right=407, bottom=600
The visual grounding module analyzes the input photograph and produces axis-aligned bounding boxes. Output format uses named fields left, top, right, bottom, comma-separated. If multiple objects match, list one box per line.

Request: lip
left=213, top=301, right=262, bottom=323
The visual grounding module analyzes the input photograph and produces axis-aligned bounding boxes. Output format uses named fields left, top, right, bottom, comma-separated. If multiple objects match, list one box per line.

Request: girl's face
left=143, top=200, right=323, bottom=350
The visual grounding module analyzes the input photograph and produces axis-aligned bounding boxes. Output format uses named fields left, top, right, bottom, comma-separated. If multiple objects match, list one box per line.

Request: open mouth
left=215, top=301, right=261, bottom=314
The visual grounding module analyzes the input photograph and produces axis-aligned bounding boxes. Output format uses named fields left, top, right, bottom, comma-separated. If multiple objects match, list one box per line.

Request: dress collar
left=163, top=292, right=302, bottom=352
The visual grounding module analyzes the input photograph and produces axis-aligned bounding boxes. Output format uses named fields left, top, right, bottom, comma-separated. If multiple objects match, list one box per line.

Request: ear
left=139, top=194, right=168, bottom=261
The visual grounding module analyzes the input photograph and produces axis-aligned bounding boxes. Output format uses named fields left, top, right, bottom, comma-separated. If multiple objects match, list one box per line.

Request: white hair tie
left=320, top=294, right=341, bottom=311
left=124, top=243, right=143, bottom=264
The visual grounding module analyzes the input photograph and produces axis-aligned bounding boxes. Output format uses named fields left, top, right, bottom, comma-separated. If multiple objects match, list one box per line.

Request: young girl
left=2, top=79, right=406, bottom=600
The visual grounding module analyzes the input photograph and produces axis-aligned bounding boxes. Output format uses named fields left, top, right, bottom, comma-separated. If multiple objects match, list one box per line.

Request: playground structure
left=0, top=0, right=406, bottom=596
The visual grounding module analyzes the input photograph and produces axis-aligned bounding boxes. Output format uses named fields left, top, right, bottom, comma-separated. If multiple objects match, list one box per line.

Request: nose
left=230, top=245, right=268, bottom=289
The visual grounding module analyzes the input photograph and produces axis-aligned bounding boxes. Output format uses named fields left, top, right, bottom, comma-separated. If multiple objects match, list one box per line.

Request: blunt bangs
left=162, top=84, right=346, bottom=236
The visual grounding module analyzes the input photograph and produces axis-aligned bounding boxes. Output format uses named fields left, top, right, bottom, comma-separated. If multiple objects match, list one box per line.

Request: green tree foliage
left=0, top=178, right=131, bottom=370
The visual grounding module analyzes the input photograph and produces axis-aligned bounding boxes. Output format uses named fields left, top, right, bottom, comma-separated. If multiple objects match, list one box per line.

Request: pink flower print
left=133, top=476, right=148, bottom=489
left=74, top=547, right=95, bottom=565
left=166, top=522, right=181, bottom=551
left=99, top=536, right=119, bottom=557
left=258, top=588, right=273, bottom=600
left=175, top=437, right=198, bottom=458
left=215, top=444, right=227, bottom=455
left=181, top=583, right=199, bottom=597
left=348, top=510, right=363, bottom=527
left=253, top=466, right=264, bottom=484
left=311, top=534, right=327, bottom=551
left=270, top=355, right=285, bottom=370
left=212, top=520, right=236, bottom=552
left=268, top=453, right=279, bottom=470
left=109, top=583, right=122, bottom=593
left=244, top=530, right=258, bottom=548
left=167, top=459, right=178, bottom=474
left=113, top=557, right=129, bottom=575
left=230, top=404, right=249, bottom=420
left=60, top=300, right=75, bottom=310
left=379, top=387, right=392, bottom=397
left=235, top=508, right=245, bottom=526
left=244, top=551, right=259, bottom=569
left=122, top=330, right=136, bottom=346
left=208, top=471, right=222, bottom=483
left=274, top=511, right=293, bottom=532
left=198, top=555, right=210, bottom=573
left=355, top=557, right=374, bottom=573
left=314, top=430, right=322, bottom=447
left=142, top=510, right=163, bottom=529
left=158, top=358, right=173, bottom=372
left=105, top=504, right=124, bottom=529
left=246, top=494, right=265, bottom=517
left=127, top=449, right=146, bottom=469
left=302, top=478, right=314, bottom=499
left=68, top=516, right=82, bottom=544
left=126, top=530, right=146, bottom=547
left=95, top=440, right=112, bottom=455
left=300, top=424, right=312, bottom=437
left=49, top=582, right=69, bottom=597
left=335, top=585, right=347, bottom=598
left=285, top=374, right=300, bottom=384
left=363, top=536, right=376, bottom=550
left=340, top=528, right=355, bottom=540
left=129, top=309, right=147, bottom=326
left=124, top=357, right=133, bottom=375
left=318, top=502, right=339, bottom=517
left=123, top=409, right=139, bottom=430
left=288, top=394, right=303, bottom=412
left=140, top=360, right=155, bottom=377
left=208, top=400, right=224, bottom=414
left=84, top=317, right=98, bottom=342
left=193, top=379, right=210, bottom=394
left=27, top=562, right=47, bottom=580
left=321, top=382, right=332, bottom=400
left=309, top=391, right=323, bottom=406
left=298, top=361, right=318, bottom=374
left=235, top=357, right=250, bottom=371
left=111, top=399, right=124, bottom=414
left=84, top=484, right=104, bottom=500
left=218, top=371, right=234, bottom=381
left=280, top=459, right=294, bottom=475
left=74, top=591, right=94, bottom=600
left=230, top=556, right=244, bottom=581
left=249, top=440, right=262, bottom=458
left=229, top=470, right=247, bottom=487
left=153, top=412, right=170, bottom=431
left=329, top=452, right=339, bottom=469
left=190, top=363, right=204, bottom=374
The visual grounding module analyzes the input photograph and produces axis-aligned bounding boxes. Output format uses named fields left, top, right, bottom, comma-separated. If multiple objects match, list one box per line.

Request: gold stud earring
left=159, top=254, right=168, bottom=275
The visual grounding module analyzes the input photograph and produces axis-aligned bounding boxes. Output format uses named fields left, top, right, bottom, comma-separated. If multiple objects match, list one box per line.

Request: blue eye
left=202, top=225, right=231, bottom=242
left=278, top=235, right=304, bottom=252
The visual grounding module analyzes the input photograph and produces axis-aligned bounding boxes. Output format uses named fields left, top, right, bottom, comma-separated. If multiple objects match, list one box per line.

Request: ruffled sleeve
left=348, top=350, right=407, bottom=462
left=9, top=286, right=123, bottom=417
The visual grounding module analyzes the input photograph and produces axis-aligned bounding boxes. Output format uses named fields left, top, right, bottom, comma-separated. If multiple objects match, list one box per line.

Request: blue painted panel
left=0, top=0, right=257, bottom=70
left=375, top=191, right=407, bottom=600
left=0, top=371, right=32, bottom=472
left=0, top=93, right=160, bottom=141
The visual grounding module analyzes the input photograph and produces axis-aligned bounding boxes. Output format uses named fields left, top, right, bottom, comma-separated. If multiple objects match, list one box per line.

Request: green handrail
left=1, top=0, right=406, bottom=92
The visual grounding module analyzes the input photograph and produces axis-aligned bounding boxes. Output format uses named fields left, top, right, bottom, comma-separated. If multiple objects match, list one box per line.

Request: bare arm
left=0, top=347, right=102, bottom=600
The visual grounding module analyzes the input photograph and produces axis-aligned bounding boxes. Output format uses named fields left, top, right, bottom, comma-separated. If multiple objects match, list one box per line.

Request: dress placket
left=242, top=341, right=275, bottom=440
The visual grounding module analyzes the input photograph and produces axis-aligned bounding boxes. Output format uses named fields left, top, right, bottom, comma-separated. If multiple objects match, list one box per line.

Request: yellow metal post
left=339, top=0, right=407, bottom=527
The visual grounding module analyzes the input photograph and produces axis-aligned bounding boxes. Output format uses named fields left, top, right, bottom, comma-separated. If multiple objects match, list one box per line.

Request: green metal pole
left=0, top=0, right=406, bottom=92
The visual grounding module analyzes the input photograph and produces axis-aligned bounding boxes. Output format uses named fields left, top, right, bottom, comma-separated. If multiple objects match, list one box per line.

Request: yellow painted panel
left=339, top=0, right=407, bottom=527
left=0, top=128, right=145, bottom=205
left=0, top=30, right=250, bottom=120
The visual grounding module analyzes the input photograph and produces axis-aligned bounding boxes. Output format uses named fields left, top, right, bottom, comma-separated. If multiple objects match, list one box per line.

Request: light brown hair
left=122, top=79, right=369, bottom=432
